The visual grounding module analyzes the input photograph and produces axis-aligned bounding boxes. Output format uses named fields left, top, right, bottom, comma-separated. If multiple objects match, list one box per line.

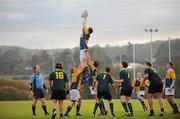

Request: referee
left=29, top=65, right=49, bottom=116
left=49, top=63, right=69, bottom=119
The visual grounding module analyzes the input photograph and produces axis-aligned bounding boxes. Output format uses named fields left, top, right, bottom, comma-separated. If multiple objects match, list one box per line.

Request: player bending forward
left=64, top=66, right=84, bottom=116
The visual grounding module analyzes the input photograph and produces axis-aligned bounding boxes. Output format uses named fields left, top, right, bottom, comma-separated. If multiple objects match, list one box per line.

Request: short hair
left=122, top=61, right=128, bottom=68
left=145, top=61, right=152, bottom=67
left=168, top=62, right=173, bottom=68
left=93, top=60, right=99, bottom=67
left=70, top=68, right=74, bottom=74
left=33, top=65, right=37, bottom=71
left=56, top=63, right=62, bottom=69
left=88, top=27, right=93, bottom=34
left=105, top=67, right=111, bottom=73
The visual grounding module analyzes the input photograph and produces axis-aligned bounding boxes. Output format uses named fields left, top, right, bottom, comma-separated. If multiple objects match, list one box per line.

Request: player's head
left=93, top=60, right=99, bottom=67
left=56, top=63, right=62, bottom=69
left=70, top=67, right=76, bottom=74
left=166, top=62, right=173, bottom=69
left=88, top=27, right=93, bottom=34
left=84, top=67, right=89, bottom=75
left=33, top=65, right=41, bottom=74
left=105, top=66, right=111, bottom=73
left=144, top=61, right=151, bottom=69
left=122, top=61, right=128, bottom=68
left=137, top=72, right=142, bottom=79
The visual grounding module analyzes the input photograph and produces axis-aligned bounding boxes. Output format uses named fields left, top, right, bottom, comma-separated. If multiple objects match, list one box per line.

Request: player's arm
left=48, top=73, right=53, bottom=90
left=143, top=70, right=149, bottom=84
left=82, top=10, right=88, bottom=27
left=64, top=73, right=70, bottom=94
left=29, top=75, right=34, bottom=95
left=110, top=76, right=117, bottom=93
left=170, top=70, right=176, bottom=89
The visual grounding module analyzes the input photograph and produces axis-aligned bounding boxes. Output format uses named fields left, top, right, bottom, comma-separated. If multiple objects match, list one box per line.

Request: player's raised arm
left=81, top=10, right=88, bottom=27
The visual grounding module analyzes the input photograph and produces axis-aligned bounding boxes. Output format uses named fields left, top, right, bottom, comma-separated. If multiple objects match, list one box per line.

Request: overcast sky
left=0, top=0, right=179, bottom=49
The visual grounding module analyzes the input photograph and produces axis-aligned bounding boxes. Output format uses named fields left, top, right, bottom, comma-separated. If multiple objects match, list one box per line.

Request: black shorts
left=33, top=89, right=45, bottom=99
left=97, top=91, right=112, bottom=100
left=120, top=86, right=133, bottom=97
left=51, top=90, right=66, bottom=100
left=148, top=83, right=163, bottom=94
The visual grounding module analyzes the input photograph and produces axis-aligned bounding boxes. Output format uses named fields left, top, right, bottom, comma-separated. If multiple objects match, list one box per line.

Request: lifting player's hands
left=81, top=10, right=88, bottom=18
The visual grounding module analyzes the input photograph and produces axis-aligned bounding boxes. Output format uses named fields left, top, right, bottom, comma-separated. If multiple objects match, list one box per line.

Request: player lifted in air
left=164, top=62, right=179, bottom=114
left=92, top=66, right=116, bottom=117
left=49, top=63, right=70, bottom=119
left=143, top=61, right=164, bottom=116
left=80, top=10, right=93, bottom=68
left=64, top=66, right=84, bottom=116
left=132, top=72, right=147, bottom=111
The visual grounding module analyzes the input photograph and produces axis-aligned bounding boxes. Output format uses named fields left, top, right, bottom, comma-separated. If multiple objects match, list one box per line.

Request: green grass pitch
left=0, top=99, right=180, bottom=119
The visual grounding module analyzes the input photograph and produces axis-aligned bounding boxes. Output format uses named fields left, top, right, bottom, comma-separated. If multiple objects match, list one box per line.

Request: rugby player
left=132, top=72, right=147, bottom=111
left=114, top=61, right=134, bottom=116
left=86, top=60, right=107, bottom=116
left=49, top=63, right=70, bottom=119
left=164, top=62, right=179, bottom=114
left=92, top=66, right=116, bottom=117
left=29, top=65, right=49, bottom=116
left=80, top=10, right=93, bottom=68
left=64, top=66, right=84, bottom=116
left=143, top=61, right=164, bottom=116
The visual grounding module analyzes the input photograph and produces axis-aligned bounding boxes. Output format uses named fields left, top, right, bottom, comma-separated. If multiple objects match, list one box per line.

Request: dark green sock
left=161, top=108, right=164, bottom=112
left=32, top=105, right=36, bottom=115
left=93, top=102, right=99, bottom=114
left=173, top=104, right=178, bottom=112
left=127, top=103, right=133, bottom=115
left=65, top=106, right=72, bottom=115
left=76, top=104, right=81, bottom=114
left=42, top=105, right=48, bottom=114
left=100, top=100, right=106, bottom=111
left=121, top=102, right=129, bottom=113
left=109, top=103, right=114, bottom=115
left=99, top=102, right=104, bottom=113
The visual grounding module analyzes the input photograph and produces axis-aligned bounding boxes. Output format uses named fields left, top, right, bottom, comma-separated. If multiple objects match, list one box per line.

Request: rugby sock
left=121, top=102, right=129, bottom=113
left=161, top=108, right=164, bottom=112
left=109, top=103, right=114, bottom=115
left=65, top=106, right=72, bottom=115
left=52, top=109, right=56, bottom=113
left=140, top=100, right=147, bottom=109
left=76, top=104, right=81, bottom=114
left=32, top=105, right=36, bottom=115
left=101, top=100, right=106, bottom=112
left=42, top=105, right=48, bottom=114
left=99, top=101, right=105, bottom=113
left=60, top=113, right=63, bottom=118
left=93, top=102, right=99, bottom=114
left=150, top=109, right=155, bottom=114
left=127, top=103, right=133, bottom=115
left=173, top=104, right=179, bottom=113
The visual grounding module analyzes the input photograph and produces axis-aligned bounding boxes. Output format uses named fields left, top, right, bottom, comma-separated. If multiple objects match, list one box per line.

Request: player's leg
left=120, top=95, right=130, bottom=116
left=99, top=99, right=107, bottom=115
left=32, top=98, right=37, bottom=116
left=147, top=93, right=155, bottom=116
left=126, top=96, right=133, bottom=116
left=59, top=100, right=64, bottom=119
left=137, top=91, right=147, bottom=111
left=40, top=98, right=49, bottom=115
left=51, top=100, right=57, bottom=119
left=170, top=96, right=179, bottom=114
left=64, top=101, right=75, bottom=116
left=106, top=92, right=115, bottom=117
left=156, top=92, right=164, bottom=116
left=76, top=99, right=82, bottom=116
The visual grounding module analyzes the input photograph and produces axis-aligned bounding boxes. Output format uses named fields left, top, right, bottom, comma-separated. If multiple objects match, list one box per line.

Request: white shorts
left=69, top=89, right=81, bottom=101
left=165, top=88, right=175, bottom=96
left=80, top=49, right=87, bottom=61
left=136, top=90, right=145, bottom=99
left=89, top=86, right=97, bottom=95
